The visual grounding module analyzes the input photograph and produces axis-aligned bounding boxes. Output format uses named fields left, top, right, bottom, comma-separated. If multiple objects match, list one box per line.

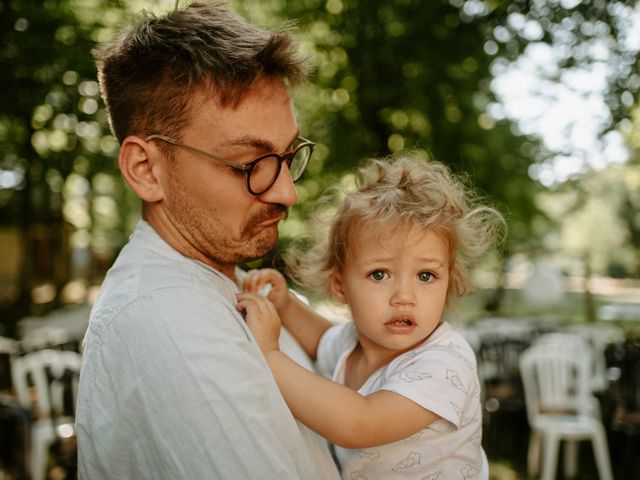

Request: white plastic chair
left=564, top=323, right=625, bottom=392
left=0, top=336, right=19, bottom=390
left=0, top=336, right=18, bottom=352
left=534, top=332, right=607, bottom=397
left=519, top=343, right=613, bottom=480
left=20, top=325, right=73, bottom=353
left=11, top=349, right=82, bottom=480
left=480, top=447, right=489, bottom=480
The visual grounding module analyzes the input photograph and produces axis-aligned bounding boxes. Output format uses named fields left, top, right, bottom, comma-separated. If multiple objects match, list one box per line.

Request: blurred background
left=1, top=0, right=639, bottom=478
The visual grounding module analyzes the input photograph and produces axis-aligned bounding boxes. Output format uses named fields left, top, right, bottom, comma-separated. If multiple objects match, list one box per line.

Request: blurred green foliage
left=259, top=0, right=543, bottom=253
left=0, top=0, right=139, bottom=246
left=0, top=0, right=638, bottom=326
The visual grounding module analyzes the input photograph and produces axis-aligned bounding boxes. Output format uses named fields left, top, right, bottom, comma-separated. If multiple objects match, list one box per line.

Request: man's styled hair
left=94, top=1, right=308, bottom=143
left=288, top=155, right=506, bottom=301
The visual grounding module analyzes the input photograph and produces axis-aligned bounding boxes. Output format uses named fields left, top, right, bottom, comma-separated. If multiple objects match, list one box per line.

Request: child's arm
left=236, top=293, right=440, bottom=449
left=242, top=269, right=332, bottom=359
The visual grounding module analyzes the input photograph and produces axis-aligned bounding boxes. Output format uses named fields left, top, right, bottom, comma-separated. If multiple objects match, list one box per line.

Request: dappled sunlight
left=31, top=283, right=56, bottom=305
left=59, top=280, right=88, bottom=305
left=488, top=460, right=519, bottom=480
left=0, top=1, right=638, bottom=478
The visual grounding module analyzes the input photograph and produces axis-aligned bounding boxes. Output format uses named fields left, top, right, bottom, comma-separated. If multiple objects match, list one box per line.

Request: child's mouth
left=385, top=315, right=416, bottom=329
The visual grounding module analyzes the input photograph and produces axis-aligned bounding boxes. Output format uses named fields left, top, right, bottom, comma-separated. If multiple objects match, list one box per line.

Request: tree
left=234, top=0, right=640, bottom=310
left=234, top=0, right=543, bottom=250
left=1, top=0, right=637, bottom=332
left=233, top=0, right=545, bottom=313
left=0, top=0, right=136, bottom=334
left=486, top=0, right=640, bottom=278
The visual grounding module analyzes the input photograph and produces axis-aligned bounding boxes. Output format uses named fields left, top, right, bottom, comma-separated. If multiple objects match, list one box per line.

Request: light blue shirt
left=76, top=220, right=339, bottom=479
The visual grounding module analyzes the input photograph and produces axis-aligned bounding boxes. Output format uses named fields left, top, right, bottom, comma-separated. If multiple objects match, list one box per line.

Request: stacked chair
left=2, top=312, right=86, bottom=480
left=475, top=324, right=532, bottom=456
left=605, top=338, right=640, bottom=479
left=11, top=349, right=82, bottom=480
left=519, top=341, right=613, bottom=480
left=0, top=336, right=29, bottom=479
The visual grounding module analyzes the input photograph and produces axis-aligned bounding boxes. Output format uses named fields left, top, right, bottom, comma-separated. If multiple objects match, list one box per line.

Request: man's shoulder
left=95, top=255, right=197, bottom=311
left=88, top=252, right=237, bottom=339
left=109, top=251, right=202, bottom=291
left=99, top=221, right=236, bottom=307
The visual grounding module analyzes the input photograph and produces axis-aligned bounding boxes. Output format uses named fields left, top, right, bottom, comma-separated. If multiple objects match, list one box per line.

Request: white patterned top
left=317, top=321, right=484, bottom=480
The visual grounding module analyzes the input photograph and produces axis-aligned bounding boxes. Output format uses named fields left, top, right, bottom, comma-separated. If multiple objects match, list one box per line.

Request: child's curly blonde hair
left=287, top=154, right=505, bottom=301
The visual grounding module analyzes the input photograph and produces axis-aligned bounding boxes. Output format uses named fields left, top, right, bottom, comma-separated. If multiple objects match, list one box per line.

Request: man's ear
left=329, top=271, right=347, bottom=304
left=118, top=136, right=164, bottom=203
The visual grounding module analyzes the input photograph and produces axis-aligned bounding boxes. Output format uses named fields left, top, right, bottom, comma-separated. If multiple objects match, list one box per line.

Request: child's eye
left=369, top=270, right=388, bottom=281
left=417, top=271, right=434, bottom=282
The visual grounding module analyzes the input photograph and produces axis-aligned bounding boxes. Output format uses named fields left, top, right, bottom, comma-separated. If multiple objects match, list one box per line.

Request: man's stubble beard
left=165, top=171, right=287, bottom=267
left=235, top=204, right=288, bottom=262
left=194, top=204, right=287, bottom=267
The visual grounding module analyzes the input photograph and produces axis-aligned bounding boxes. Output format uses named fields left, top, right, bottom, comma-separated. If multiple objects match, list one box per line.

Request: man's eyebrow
left=222, top=132, right=300, bottom=153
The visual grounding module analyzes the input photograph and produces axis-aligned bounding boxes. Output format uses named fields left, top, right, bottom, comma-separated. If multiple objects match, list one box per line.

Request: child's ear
left=329, top=271, right=347, bottom=304
left=118, top=136, right=164, bottom=203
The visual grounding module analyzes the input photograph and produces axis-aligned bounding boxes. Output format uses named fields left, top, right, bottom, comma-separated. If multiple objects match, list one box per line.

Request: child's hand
left=236, top=292, right=281, bottom=354
left=242, top=268, right=291, bottom=312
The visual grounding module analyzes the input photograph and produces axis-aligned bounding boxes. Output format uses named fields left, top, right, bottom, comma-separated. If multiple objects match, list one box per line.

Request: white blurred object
left=598, top=303, right=640, bottom=321
left=522, top=260, right=565, bottom=306
left=257, top=283, right=272, bottom=297
left=563, top=323, right=625, bottom=392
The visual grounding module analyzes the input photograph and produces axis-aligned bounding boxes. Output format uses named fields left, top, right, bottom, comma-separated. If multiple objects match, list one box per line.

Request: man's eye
left=418, top=271, right=434, bottom=282
left=369, top=270, right=387, bottom=281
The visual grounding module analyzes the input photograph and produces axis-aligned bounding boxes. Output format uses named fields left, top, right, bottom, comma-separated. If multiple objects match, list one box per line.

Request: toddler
left=237, top=155, right=504, bottom=479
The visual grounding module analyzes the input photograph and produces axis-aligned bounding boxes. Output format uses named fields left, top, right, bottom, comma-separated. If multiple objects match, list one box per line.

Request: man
left=75, top=2, right=340, bottom=479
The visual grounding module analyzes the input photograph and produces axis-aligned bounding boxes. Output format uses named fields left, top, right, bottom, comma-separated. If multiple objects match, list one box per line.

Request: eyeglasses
left=146, top=134, right=315, bottom=195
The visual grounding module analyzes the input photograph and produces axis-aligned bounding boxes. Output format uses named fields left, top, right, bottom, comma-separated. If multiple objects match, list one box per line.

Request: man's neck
left=142, top=208, right=237, bottom=282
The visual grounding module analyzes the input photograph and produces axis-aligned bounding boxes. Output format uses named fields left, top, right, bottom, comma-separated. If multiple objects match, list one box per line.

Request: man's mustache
left=244, top=204, right=288, bottom=232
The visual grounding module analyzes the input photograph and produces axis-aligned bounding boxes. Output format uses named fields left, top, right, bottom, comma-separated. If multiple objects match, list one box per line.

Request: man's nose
left=258, top=162, right=298, bottom=206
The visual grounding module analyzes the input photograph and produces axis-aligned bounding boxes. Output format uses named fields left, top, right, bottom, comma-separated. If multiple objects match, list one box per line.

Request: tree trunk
left=583, top=254, right=596, bottom=323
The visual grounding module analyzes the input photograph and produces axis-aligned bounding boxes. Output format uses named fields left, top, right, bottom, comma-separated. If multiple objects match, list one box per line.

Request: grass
left=448, top=284, right=640, bottom=336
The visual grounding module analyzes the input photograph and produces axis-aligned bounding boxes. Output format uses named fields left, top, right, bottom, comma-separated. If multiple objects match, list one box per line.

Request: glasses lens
left=288, top=144, right=312, bottom=182
left=247, top=143, right=313, bottom=194
left=248, top=155, right=280, bottom=194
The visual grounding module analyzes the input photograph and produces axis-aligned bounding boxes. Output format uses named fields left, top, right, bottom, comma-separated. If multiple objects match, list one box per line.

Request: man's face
left=153, top=77, right=300, bottom=277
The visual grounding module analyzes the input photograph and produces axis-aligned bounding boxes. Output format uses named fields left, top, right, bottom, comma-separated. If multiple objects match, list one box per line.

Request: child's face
left=331, top=224, right=450, bottom=356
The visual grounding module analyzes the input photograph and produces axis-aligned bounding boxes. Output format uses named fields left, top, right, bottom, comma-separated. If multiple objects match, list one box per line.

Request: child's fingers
left=236, top=292, right=275, bottom=316
left=241, top=272, right=257, bottom=293
left=243, top=270, right=270, bottom=293
left=236, top=291, right=260, bottom=309
left=237, top=293, right=281, bottom=353
left=243, top=269, right=282, bottom=294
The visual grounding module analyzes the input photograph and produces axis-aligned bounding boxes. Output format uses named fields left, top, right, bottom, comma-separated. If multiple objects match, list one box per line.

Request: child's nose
left=390, top=278, right=416, bottom=306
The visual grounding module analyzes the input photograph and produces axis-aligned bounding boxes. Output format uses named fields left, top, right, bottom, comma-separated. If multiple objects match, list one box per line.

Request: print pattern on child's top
left=316, top=321, right=484, bottom=479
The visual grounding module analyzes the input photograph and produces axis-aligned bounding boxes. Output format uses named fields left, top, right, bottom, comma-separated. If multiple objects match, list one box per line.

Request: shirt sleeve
left=378, top=344, right=477, bottom=428
left=316, top=322, right=354, bottom=378
left=80, top=285, right=336, bottom=480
